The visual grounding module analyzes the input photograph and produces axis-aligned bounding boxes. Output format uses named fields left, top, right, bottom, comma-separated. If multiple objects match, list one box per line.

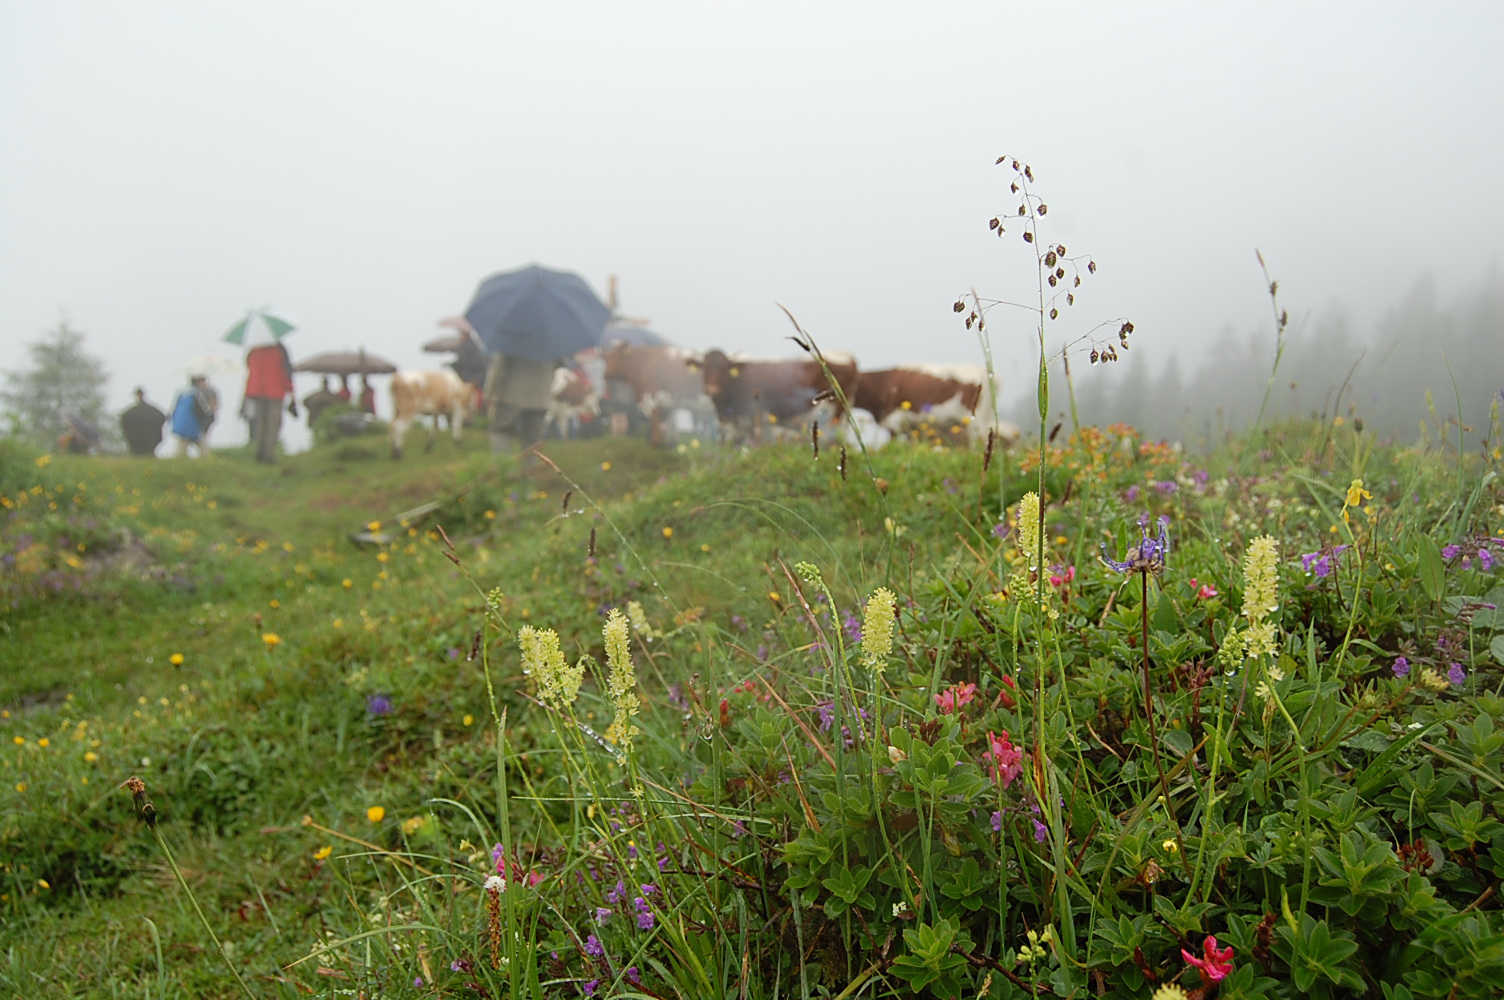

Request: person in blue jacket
left=171, top=375, right=214, bottom=458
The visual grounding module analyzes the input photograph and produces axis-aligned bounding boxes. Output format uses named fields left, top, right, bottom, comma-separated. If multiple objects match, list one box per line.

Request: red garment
left=245, top=345, right=294, bottom=399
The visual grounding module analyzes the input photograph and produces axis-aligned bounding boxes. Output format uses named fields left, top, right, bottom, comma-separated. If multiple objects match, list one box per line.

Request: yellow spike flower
left=602, top=609, right=640, bottom=751
left=1240, top=536, right=1280, bottom=659
left=862, top=587, right=897, bottom=673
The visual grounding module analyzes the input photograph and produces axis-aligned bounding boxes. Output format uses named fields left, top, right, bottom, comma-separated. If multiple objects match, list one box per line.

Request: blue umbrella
left=601, top=322, right=673, bottom=349
left=464, top=265, right=610, bottom=363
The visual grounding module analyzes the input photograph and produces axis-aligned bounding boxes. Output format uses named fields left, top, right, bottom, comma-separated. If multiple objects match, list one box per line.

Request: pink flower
left=1049, top=565, right=1076, bottom=589
left=981, top=730, right=1023, bottom=788
left=934, top=682, right=978, bottom=715
left=1182, top=934, right=1234, bottom=983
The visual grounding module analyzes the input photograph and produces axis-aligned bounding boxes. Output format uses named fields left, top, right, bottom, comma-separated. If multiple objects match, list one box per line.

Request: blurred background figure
left=484, top=353, right=552, bottom=453
left=120, top=387, right=167, bottom=456
left=58, top=413, right=101, bottom=455
left=303, top=375, right=340, bottom=428
left=358, top=375, right=376, bottom=415
left=243, top=342, right=297, bottom=463
left=335, top=374, right=352, bottom=403
left=171, top=375, right=215, bottom=457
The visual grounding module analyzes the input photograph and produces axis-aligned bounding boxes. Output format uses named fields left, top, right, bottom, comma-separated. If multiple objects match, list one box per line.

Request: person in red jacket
left=243, top=342, right=298, bottom=463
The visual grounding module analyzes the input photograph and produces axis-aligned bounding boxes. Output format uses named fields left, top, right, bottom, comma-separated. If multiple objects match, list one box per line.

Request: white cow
left=390, top=370, right=474, bottom=459
left=542, top=365, right=601, bottom=439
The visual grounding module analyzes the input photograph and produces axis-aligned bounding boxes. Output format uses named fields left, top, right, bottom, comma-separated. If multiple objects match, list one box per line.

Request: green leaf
left=1418, top=536, right=1446, bottom=602
left=1492, top=634, right=1504, bottom=667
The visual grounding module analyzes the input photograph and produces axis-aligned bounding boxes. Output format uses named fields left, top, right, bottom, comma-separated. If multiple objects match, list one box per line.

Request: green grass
left=2, top=421, right=1503, bottom=999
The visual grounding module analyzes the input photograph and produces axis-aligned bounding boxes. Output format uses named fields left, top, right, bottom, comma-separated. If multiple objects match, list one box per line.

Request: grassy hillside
left=2, top=421, right=1503, bottom=999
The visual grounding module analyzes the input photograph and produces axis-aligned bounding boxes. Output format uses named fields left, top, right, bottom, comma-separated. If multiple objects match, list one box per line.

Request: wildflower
left=518, top=626, right=585, bottom=711
left=934, top=682, right=977, bottom=714
left=633, top=896, right=655, bottom=930
left=1240, top=536, right=1281, bottom=659
left=366, top=694, right=393, bottom=716
left=1101, top=514, right=1170, bottom=575
left=484, top=875, right=505, bottom=968
left=602, top=609, right=640, bottom=751
left=842, top=612, right=862, bottom=644
left=342, top=578, right=352, bottom=589
left=11, top=736, right=21, bottom=746
left=625, top=600, right=658, bottom=640
left=1151, top=986, right=1190, bottom=1000
left=982, top=730, right=1023, bottom=788
left=84, top=751, right=98, bottom=762
left=606, top=880, right=627, bottom=905
left=1442, top=544, right=1460, bottom=560
left=1161, top=838, right=1178, bottom=853
left=169, top=653, right=184, bottom=666
left=626, top=967, right=641, bottom=985
left=414, top=978, right=423, bottom=988
left=1481, top=548, right=1495, bottom=572
left=1341, top=478, right=1371, bottom=525
left=583, top=980, right=600, bottom=997
left=1418, top=668, right=1451, bottom=693
left=861, top=587, right=897, bottom=673
left=595, top=907, right=612, bottom=924
left=261, top=633, right=281, bottom=648
left=1032, top=818, right=1048, bottom=843
left=991, top=811, right=1002, bottom=834
left=1300, top=544, right=1348, bottom=579
left=1448, top=662, right=1466, bottom=686
left=1392, top=656, right=1410, bottom=678
left=582, top=933, right=604, bottom=957
left=367, top=806, right=385, bottom=822
left=661, top=526, right=673, bottom=540
left=314, top=845, right=332, bottom=860
left=37, top=738, right=49, bottom=748
left=1182, top=934, right=1235, bottom=984
left=1017, top=926, right=1053, bottom=965
left=1049, top=565, right=1075, bottom=588
left=893, top=900, right=910, bottom=918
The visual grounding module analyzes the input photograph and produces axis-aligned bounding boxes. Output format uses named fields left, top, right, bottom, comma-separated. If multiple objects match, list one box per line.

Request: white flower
left=484, top=875, right=505, bottom=893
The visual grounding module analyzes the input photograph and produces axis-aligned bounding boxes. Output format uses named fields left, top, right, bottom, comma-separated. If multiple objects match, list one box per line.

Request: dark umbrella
left=464, top=265, right=610, bottom=363
left=423, top=332, right=470, bottom=354
left=293, top=351, right=398, bottom=376
left=601, top=322, right=673, bottom=349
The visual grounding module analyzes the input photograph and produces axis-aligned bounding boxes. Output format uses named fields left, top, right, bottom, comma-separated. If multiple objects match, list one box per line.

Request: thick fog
left=1, top=2, right=1501, bottom=452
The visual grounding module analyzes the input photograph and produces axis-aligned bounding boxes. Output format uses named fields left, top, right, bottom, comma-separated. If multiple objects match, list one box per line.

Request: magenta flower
left=1182, top=935, right=1235, bottom=984
left=982, top=730, right=1023, bottom=788
left=934, top=682, right=977, bottom=715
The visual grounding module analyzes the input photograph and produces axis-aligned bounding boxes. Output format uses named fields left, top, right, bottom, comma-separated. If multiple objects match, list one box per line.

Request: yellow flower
left=1240, top=536, right=1280, bottom=659
left=269, top=599, right=280, bottom=608
left=84, top=751, right=98, bottom=762
left=261, top=633, right=281, bottom=647
left=601, top=461, right=611, bottom=472
left=377, top=552, right=389, bottom=563
left=700, top=543, right=710, bottom=553
left=332, top=619, right=343, bottom=629
left=314, top=845, right=332, bottom=860
left=367, top=806, right=386, bottom=823
left=484, top=509, right=495, bottom=519
left=601, top=608, right=640, bottom=751
left=862, top=587, right=897, bottom=673
left=37, top=738, right=49, bottom=748
left=463, top=714, right=474, bottom=727
left=1151, top=986, right=1189, bottom=1000
left=12, top=736, right=23, bottom=746
left=367, top=521, right=381, bottom=531
left=35, top=454, right=51, bottom=468
left=519, top=626, right=584, bottom=711
left=401, top=815, right=426, bottom=835
left=37, top=878, right=48, bottom=889
left=1161, top=838, right=1178, bottom=853
left=14, top=783, right=25, bottom=793
left=169, top=653, right=184, bottom=666
left=661, top=526, right=673, bottom=539
left=1341, top=478, right=1372, bottom=524
left=342, top=578, right=352, bottom=589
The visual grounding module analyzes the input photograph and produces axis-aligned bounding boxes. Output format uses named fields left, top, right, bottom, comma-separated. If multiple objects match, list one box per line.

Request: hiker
left=303, top=376, right=341, bottom=429
left=358, top=375, right=377, bottom=415
left=120, top=388, right=167, bottom=456
left=483, top=351, right=555, bottom=454
left=171, top=375, right=215, bottom=458
left=243, top=342, right=297, bottom=463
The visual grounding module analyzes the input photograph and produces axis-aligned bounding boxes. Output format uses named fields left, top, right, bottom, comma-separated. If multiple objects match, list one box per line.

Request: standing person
left=171, top=375, right=213, bottom=458
left=197, top=377, right=220, bottom=450
left=358, top=375, right=376, bottom=415
left=483, top=352, right=554, bottom=454
left=303, top=376, right=340, bottom=429
left=120, top=388, right=167, bottom=457
left=243, top=342, right=297, bottom=464
left=335, top=374, right=352, bottom=403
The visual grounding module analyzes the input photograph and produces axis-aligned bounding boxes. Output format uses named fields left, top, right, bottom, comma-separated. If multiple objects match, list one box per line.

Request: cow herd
left=388, top=342, right=1020, bottom=459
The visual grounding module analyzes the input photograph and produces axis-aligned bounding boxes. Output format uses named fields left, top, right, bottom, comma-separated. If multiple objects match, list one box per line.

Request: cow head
left=698, top=350, right=735, bottom=398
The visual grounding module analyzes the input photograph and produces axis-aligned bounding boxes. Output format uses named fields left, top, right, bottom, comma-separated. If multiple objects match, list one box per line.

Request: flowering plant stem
left=149, top=825, right=256, bottom=1000
left=1140, top=570, right=1191, bottom=878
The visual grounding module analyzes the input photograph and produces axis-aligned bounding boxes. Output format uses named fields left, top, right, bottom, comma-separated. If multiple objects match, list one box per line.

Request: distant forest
left=1011, top=271, right=1503, bottom=453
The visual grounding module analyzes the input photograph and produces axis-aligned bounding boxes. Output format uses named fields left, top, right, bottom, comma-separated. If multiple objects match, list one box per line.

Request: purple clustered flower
left=1300, top=545, right=1349, bottom=579
left=605, top=879, right=626, bottom=905
left=414, top=978, right=424, bottom=988
left=583, top=934, right=604, bottom=957
left=1155, top=480, right=1179, bottom=496
left=816, top=701, right=835, bottom=732
left=633, top=896, right=655, bottom=930
left=595, top=906, right=612, bottom=924
left=1125, top=484, right=1140, bottom=503
left=1479, top=547, right=1495, bottom=572
left=366, top=693, right=394, bottom=716
left=843, top=612, right=862, bottom=644
left=1101, top=514, right=1170, bottom=575
left=1442, top=544, right=1461, bottom=560
left=626, top=967, right=641, bottom=985
left=992, top=521, right=1009, bottom=539
left=1449, top=663, right=1466, bottom=686
left=990, top=811, right=1002, bottom=834
left=583, top=979, right=599, bottom=997
left=1392, top=656, right=1410, bottom=678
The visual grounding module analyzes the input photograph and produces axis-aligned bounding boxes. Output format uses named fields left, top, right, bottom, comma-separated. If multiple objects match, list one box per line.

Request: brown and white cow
left=696, top=349, right=859, bottom=442
left=390, top=370, right=475, bottom=459
left=602, top=343, right=705, bottom=444
left=542, top=365, right=601, bottom=439
left=853, top=364, right=1018, bottom=444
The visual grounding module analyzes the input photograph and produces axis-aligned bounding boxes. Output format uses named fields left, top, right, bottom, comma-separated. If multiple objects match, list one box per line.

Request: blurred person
left=335, top=374, right=353, bottom=403
left=243, top=342, right=297, bottom=463
left=171, top=375, right=215, bottom=457
left=59, top=414, right=100, bottom=454
left=483, top=351, right=554, bottom=454
left=303, top=375, right=340, bottom=428
left=358, top=375, right=376, bottom=415
left=120, top=388, right=167, bottom=456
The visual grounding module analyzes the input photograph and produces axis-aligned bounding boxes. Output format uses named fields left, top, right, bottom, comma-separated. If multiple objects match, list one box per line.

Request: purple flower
left=816, top=702, right=834, bottom=732
left=1392, top=656, right=1410, bottom=678
left=414, top=978, right=424, bottom=988
left=1032, top=819, right=1048, bottom=843
left=1448, top=662, right=1466, bottom=686
left=842, top=612, right=862, bottom=644
left=595, top=907, right=612, bottom=924
left=1155, top=480, right=1178, bottom=496
left=639, top=882, right=657, bottom=895
left=606, top=879, right=626, bottom=905
left=446, top=646, right=460, bottom=660
left=990, top=811, right=1002, bottom=834
left=583, top=979, right=599, bottom=997
left=634, top=896, right=655, bottom=930
left=732, top=819, right=748, bottom=838
left=1442, top=544, right=1461, bottom=560
left=626, top=967, right=641, bottom=985
left=1481, top=548, right=1495, bottom=572
left=627, top=843, right=638, bottom=861
left=1101, top=514, right=1169, bottom=575
left=450, top=960, right=466, bottom=973
left=583, top=934, right=604, bottom=957
left=991, top=521, right=1008, bottom=539
left=1125, top=484, right=1140, bottom=503
left=366, top=693, right=394, bottom=716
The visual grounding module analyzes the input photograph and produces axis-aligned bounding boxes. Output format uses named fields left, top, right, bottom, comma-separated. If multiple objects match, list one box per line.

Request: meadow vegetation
left=3, top=402, right=1503, bottom=999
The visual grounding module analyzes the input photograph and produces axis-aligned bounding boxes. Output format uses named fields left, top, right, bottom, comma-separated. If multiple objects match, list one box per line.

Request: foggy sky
left=2, top=1, right=1501, bottom=452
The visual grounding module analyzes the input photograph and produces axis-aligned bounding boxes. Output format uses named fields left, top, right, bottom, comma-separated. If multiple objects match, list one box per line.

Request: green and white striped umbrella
left=222, top=308, right=296, bottom=346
